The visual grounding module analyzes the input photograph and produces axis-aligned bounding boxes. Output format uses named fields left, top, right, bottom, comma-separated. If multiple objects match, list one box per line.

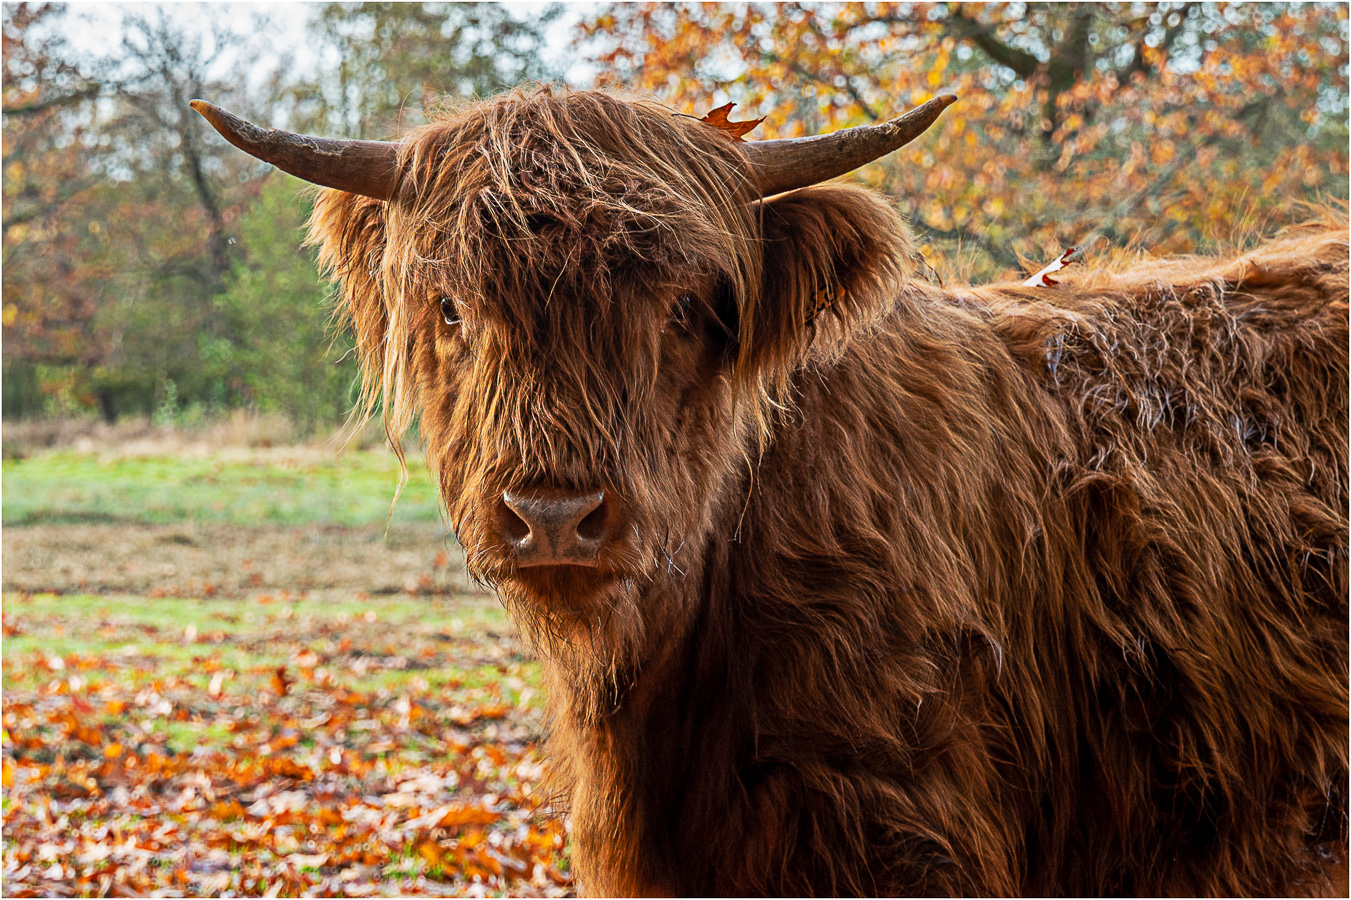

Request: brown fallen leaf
left=699, top=103, right=764, bottom=142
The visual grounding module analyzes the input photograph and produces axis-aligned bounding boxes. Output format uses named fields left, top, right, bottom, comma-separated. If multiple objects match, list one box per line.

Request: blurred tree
left=290, top=1, right=562, bottom=137
left=2, top=3, right=104, bottom=234
left=207, top=174, right=358, bottom=432
left=2, top=2, right=109, bottom=416
left=93, top=10, right=270, bottom=421
left=112, top=10, right=272, bottom=287
left=3, top=2, right=567, bottom=425
left=579, top=1, right=1349, bottom=280
left=3, top=5, right=279, bottom=421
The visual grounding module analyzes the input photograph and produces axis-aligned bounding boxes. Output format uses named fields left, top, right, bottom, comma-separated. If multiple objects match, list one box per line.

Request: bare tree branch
left=2, top=176, right=101, bottom=233
left=1047, top=4, right=1096, bottom=92
left=941, top=5, right=1042, bottom=79
left=2, top=84, right=103, bottom=118
left=773, top=53, right=883, bottom=124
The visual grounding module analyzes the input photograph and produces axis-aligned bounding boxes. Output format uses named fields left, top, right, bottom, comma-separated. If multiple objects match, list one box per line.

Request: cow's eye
left=439, top=296, right=460, bottom=326
left=667, top=294, right=694, bottom=332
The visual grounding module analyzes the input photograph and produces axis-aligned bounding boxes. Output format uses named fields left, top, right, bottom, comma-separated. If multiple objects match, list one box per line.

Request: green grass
left=1, top=448, right=442, bottom=526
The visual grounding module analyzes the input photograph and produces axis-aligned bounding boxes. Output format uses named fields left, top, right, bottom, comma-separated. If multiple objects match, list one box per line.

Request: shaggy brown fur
left=306, top=86, right=1348, bottom=896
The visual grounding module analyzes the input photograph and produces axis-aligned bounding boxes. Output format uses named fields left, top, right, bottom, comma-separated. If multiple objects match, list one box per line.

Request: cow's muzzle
left=495, top=488, right=621, bottom=568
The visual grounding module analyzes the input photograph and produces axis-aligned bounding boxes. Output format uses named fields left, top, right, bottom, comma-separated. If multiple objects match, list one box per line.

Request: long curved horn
left=190, top=100, right=400, bottom=201
left=744, top=94, right=958, bottom=198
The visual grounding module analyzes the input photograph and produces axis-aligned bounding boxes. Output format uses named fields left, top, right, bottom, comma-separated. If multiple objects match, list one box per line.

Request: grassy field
left=2, top=440, right=571, bottom=897
left=2, top=447, right=442, bottom=526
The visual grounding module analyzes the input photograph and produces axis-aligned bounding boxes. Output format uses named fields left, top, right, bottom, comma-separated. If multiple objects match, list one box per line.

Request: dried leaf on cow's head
left=698, top=103, right=765, bottom=142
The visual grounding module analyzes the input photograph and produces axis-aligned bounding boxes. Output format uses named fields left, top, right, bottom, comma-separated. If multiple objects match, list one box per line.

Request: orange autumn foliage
left=578, top=2, right=1349, bottom=281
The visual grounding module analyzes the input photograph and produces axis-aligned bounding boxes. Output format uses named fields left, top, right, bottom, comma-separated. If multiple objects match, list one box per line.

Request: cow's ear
left=745, top=184, right=912, bottom=384
left=307, top=188, right=390, bottom=405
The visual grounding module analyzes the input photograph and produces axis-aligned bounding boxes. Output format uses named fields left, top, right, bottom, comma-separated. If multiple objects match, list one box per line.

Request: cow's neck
left=547, top=533, right=742, bottom=895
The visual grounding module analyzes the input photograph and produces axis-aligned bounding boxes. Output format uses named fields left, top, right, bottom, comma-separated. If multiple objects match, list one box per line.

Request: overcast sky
left=58, top=1, right=595, bottom=93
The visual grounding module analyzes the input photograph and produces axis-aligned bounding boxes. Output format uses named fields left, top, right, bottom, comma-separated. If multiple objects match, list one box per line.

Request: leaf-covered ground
left=2, top=445, right=573, bottom=897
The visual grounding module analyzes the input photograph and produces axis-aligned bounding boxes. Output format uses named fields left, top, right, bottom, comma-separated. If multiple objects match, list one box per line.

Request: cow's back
left=722, top=224, right=1348, bottom=895
left=976, top=225, right=1348, bottom=894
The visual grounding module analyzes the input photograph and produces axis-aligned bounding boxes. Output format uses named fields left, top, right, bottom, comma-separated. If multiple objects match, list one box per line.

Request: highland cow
left=193, top=87, right=1349, bottom=896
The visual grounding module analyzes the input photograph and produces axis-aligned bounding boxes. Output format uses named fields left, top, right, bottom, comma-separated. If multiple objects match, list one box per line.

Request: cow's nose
left=497, top=488, right=616, bottom=567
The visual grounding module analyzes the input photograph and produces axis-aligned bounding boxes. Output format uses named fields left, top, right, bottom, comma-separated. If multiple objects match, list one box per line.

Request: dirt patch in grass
left=2, top=523, right=478, bottom=600
left=1, top=413, right=397, bottom=460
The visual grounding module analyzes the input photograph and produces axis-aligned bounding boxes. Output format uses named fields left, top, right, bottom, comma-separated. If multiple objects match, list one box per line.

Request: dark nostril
left=497, top=499, right=531, bottom=542
left=577, top=501, right=608, bottom=542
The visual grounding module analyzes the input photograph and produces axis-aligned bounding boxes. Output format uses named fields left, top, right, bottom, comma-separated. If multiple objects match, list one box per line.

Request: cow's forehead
left=393, top=96, right=758, bottom=296
left=412, top=192, right=736, bottom=312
